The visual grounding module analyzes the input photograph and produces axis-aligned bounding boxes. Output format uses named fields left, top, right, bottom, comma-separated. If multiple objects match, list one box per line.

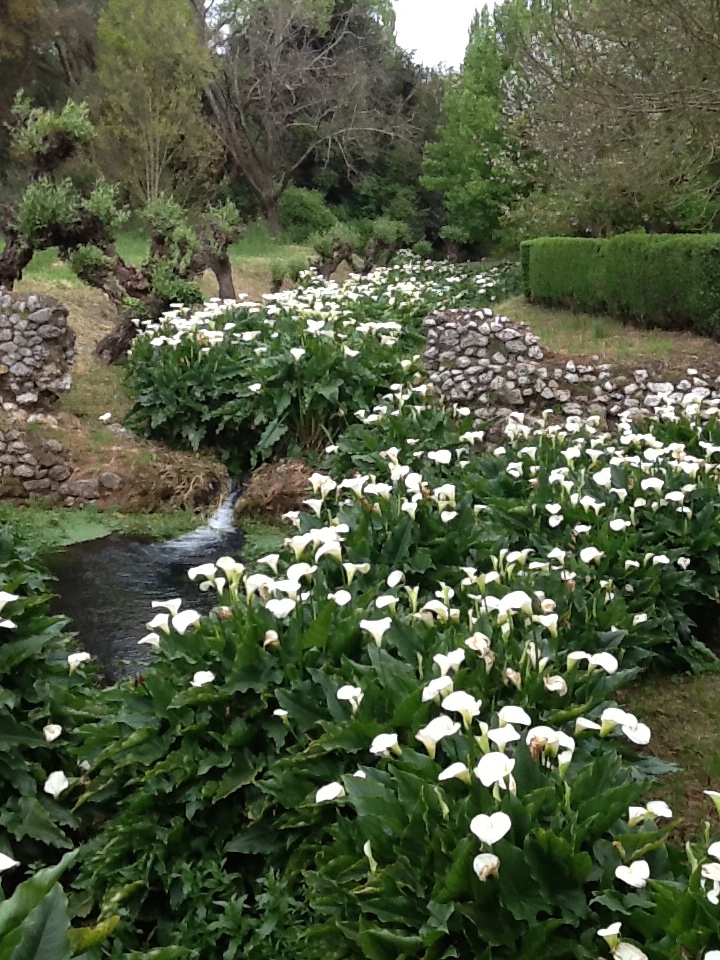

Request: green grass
left=0, top=501, right=205, bottom=554
left=241, top=519, right=287, bottom=564
left=621, top=671, right=720, bottom=843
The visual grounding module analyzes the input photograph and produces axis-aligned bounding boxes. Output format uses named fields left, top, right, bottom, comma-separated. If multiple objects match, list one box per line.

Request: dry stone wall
left=0, top=292, right=75, bottom=409
left=423, top=308, right=720, bottom=422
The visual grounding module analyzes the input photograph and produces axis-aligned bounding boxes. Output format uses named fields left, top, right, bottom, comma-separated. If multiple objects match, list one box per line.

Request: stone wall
left=423, top=308, right=720, bottom=422
left=0, top=292, right=75, bottom=409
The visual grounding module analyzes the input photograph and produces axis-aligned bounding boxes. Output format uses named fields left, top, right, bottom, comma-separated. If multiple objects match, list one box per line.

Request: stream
left=45, top=493, right=243, bottom=677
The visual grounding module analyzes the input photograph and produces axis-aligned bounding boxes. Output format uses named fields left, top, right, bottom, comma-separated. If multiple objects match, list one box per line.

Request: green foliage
left=146, top=262, right=203, bottom=308
left=524, top=234, right=720, bottom=337
left=15, top=180, right=78, bottom=244
left=310, top=221, right=360, bottom=259
left=421, top=9, right=526, bottom=249
left=68, top=245, right=113, bottom=282
left=412, top=239, right=433, bottom=259
left=10, top=95, right=93, bottom=161
left=278, top=187, right=336, bottom=243
left=96, top=0, right=216, bottom=206
left=0, top=529, right=97, bottom=882
left=270, top=254, right=310, bottom=292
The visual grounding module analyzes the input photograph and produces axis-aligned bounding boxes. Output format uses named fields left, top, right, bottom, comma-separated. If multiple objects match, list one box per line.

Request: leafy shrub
left=522, top=234, right=720, bottom=337
left=412, top=239, right=433, bottom=259
left=278, top=186, right=336, bottom=243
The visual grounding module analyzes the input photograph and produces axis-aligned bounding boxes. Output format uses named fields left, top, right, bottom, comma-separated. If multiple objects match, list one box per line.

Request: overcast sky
left=393, top=0, right=495, bottom=69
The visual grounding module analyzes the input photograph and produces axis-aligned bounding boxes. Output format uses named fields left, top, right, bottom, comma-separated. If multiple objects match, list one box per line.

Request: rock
left=61, top=478, right=100, bottom=499
left=23, top=478, right=51, bottom=492
left=48, top=464, right=71, bottom=483
left=99, top=471, right=124, bottom=491
left=13, top=464, right=35, bottom=479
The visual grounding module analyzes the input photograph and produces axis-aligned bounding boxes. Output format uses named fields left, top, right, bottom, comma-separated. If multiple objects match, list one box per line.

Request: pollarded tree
left=0, top=96, right=243, bottom=362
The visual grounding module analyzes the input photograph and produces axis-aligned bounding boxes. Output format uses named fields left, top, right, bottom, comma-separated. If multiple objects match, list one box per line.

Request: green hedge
left=521, top=234, right=720, bottom=337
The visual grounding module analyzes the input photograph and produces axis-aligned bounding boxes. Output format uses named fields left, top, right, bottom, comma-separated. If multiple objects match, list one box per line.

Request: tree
left=199, top=0, right=409, bottom=233
left=421, top=5, right=531, bottom=254
left=503, top=0, right=720, bottom=237
left=0, top=0, right=101, bottom=184
left=96, top=0, right=218, bottom=207
left=0, top=97, right=243, bottom=361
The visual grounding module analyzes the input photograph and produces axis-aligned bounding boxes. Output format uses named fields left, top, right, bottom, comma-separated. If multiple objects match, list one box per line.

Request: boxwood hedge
left=521, top=234, right=720, bottom=337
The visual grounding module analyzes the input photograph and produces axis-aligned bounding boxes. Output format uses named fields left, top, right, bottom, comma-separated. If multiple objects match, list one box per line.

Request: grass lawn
left=496, top=295, right=720, bottom=380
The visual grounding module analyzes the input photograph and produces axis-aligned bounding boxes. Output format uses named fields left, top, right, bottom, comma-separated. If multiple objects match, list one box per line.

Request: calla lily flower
left=442, top=691, right=482, bottom=726
left=0, top=853, right=19, bottom=872
left=257, top=554, right=280, bottom=574
left=579, top=546, right=604, bottom=564
left=0, top=591, right=19, bottom=613
left=614, top=946, right=648, bottom=960
left=359, top=616, right=392, bottom=646
left=338, top=476, right=369, bottom=497
left=190, top=670, right=215, bottom=688
left=473, top=852, right=500, bottom=881
left=427, top=449, right=452, bottom=465
left=438, top=762, right=471, bottom=784
left=369, top=732, right=400, bottom=757
left=328, top=589, right=352, bottom=606
left=44, top=770, right=69, bottom=798
left=43, top=724, right=62, bottom=742
left=172, top=610, right=201, bottom=634
left=498, top=705, right=532, bottom=727
left=67, top=652, right=91, bottom=673
left=543, top=675, right=568, bottom=695
left=615, top=859, right=650, bottom=889
left=316, top=782, right=345, bottom=803
left=387, top=570, right=405, bottom=588
left=575, top=716, right=601, bottom=734
left=343, top=562, right=371, bottom=584
left=188, top=562, right=218, bottom=582
left=266, top=598, right=297, bottom=619
left=416, top=715, right=461, bottom=758
left=497, top=590, right=533, bottom=618
left=152, top=598, right=182, bottom=617
left=422, top=676, right=453, bottom=702
left=588, top=652, right=619, bottom=674
left=315, top=541, right=343, bottom=563
left=433, top=649, right=465, bottom=675
left=337, top=684, right=363, bottom=713
left=0, top=619, right=16, bottom=630
left=474, top=752, right=516, bottom=789
left=138, top=632, right=161, bottom=648
left=470, top=811, right=512, bottom=845
left=465, top=632, right=491, bottom=654
left=488, top=724, right=520, bottom=750
left=532, top=613, right=558, bottom=637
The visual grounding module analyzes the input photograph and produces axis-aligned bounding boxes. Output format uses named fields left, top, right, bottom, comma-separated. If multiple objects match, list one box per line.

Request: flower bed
left=124, top=256, right=519, bottom=468
left=54, top=256, right=720, bottom=959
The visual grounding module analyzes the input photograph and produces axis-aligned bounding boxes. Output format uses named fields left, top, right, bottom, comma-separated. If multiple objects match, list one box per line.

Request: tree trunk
left=94, top=316, right=138, bottom=365
left=210, top=255, right=237, bottom=300
left=263, top=195, right=283, bottom=236
left=0, top=225, right=33, bottom=291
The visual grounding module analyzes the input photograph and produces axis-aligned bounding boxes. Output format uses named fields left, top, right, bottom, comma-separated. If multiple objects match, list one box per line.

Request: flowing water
left=45, top=493, right=243, bottom=678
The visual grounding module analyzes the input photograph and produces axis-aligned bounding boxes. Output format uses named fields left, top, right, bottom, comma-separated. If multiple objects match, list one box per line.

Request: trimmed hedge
left=521, top=234, right=720, bottom=337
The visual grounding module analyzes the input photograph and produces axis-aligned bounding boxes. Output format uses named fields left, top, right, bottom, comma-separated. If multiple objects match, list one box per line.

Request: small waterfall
left=45, top=486, right=244, bottom=677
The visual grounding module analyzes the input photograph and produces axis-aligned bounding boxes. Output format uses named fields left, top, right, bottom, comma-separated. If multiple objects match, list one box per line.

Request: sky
left=392, top=0, right=495, bottom=69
